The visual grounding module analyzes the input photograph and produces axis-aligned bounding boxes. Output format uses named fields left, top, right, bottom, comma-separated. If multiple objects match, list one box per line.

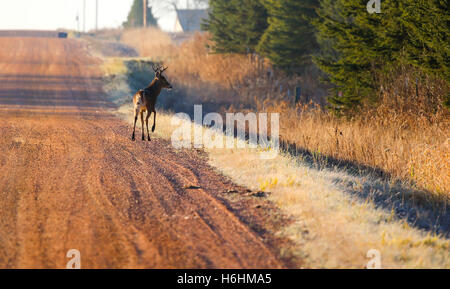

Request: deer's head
left=153, top=64, right=172, bottom=89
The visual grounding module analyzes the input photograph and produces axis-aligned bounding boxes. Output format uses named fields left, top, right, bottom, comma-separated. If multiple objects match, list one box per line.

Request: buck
left=131, top=64, right=172, bottom=141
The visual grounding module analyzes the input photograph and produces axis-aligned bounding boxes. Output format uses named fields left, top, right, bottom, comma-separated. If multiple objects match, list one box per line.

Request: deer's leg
left=131, top=108, right=138, bottom=141
left=146, top=111, right=152, bottom=141
left=152, top=110, right=156, bottom=132
left=140, top=111, right=145, bottom=141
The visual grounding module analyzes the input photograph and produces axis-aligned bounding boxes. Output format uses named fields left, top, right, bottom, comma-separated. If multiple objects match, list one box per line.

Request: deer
left=131, top=64, right=172, bottom=141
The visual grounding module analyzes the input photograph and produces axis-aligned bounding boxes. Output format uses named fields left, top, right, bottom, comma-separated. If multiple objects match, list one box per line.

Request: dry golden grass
left=120, top=27, right=449, bottom=198
left=121, top=28, right=257, bottom=86
left=267, top=99, right=449, bottom=197
left=120, top=27, right=173, bottom=60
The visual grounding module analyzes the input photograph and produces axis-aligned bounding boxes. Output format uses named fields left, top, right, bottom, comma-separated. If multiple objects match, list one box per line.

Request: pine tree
left=314, top=0, right=449, bottom=111
left=202, top=0, right=268, bottom=54
left=400, top=1, right=449, bottom=81
left=257, top=0, right=319, bottom=73
left=123, top=0, right=158, bottom=28
left=314, top=0, right=406, bottom=111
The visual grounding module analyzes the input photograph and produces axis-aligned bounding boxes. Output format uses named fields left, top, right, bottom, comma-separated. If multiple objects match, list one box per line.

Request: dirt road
left=0, top=37, right=283, bottom=268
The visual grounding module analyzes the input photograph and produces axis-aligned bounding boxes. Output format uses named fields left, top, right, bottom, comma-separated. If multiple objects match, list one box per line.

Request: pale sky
left=0, top=0, right=202, bottom=32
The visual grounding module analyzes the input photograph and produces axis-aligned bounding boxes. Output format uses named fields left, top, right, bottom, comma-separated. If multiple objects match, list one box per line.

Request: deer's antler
left=152, top=64, right=160, bottom=73
left=152, top=64, right=168, bottom=75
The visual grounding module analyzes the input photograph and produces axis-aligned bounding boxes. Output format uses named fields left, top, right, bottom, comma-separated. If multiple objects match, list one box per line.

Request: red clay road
left=0, top=37, right=284, bottom=268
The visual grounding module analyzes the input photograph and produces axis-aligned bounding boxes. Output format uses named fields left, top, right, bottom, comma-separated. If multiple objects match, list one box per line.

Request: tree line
left=203, top=0, right=449, bottom=112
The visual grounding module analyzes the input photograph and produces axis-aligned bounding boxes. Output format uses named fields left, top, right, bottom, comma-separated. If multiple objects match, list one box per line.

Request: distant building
left=173, top=9, right=208, bottom=33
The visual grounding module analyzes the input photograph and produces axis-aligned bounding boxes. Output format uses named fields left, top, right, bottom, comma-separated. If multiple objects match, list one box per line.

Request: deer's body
left=131, top=65, right=172, bottom=141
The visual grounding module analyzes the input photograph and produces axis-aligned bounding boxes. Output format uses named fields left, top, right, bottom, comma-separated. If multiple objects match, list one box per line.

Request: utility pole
left=83, top=0, right=86, bottom=32
left=95, top=0, right=98, bottom=31
left=143, top=0, right=147, bottom=27
left=76, top=13, right=80, bottom=32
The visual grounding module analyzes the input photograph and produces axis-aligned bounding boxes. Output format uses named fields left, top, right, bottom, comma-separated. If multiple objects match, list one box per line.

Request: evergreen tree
left=314, top=0, right=449, bottom=111
left=202, top=0, right=268, bottom=54
left=123, top=0, right=158, bottom=28
left=257, top=0, right=319, bottom=73
left=400, top=1, right=449, bottom=81
left=314, top=0, right=407, bottom=111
